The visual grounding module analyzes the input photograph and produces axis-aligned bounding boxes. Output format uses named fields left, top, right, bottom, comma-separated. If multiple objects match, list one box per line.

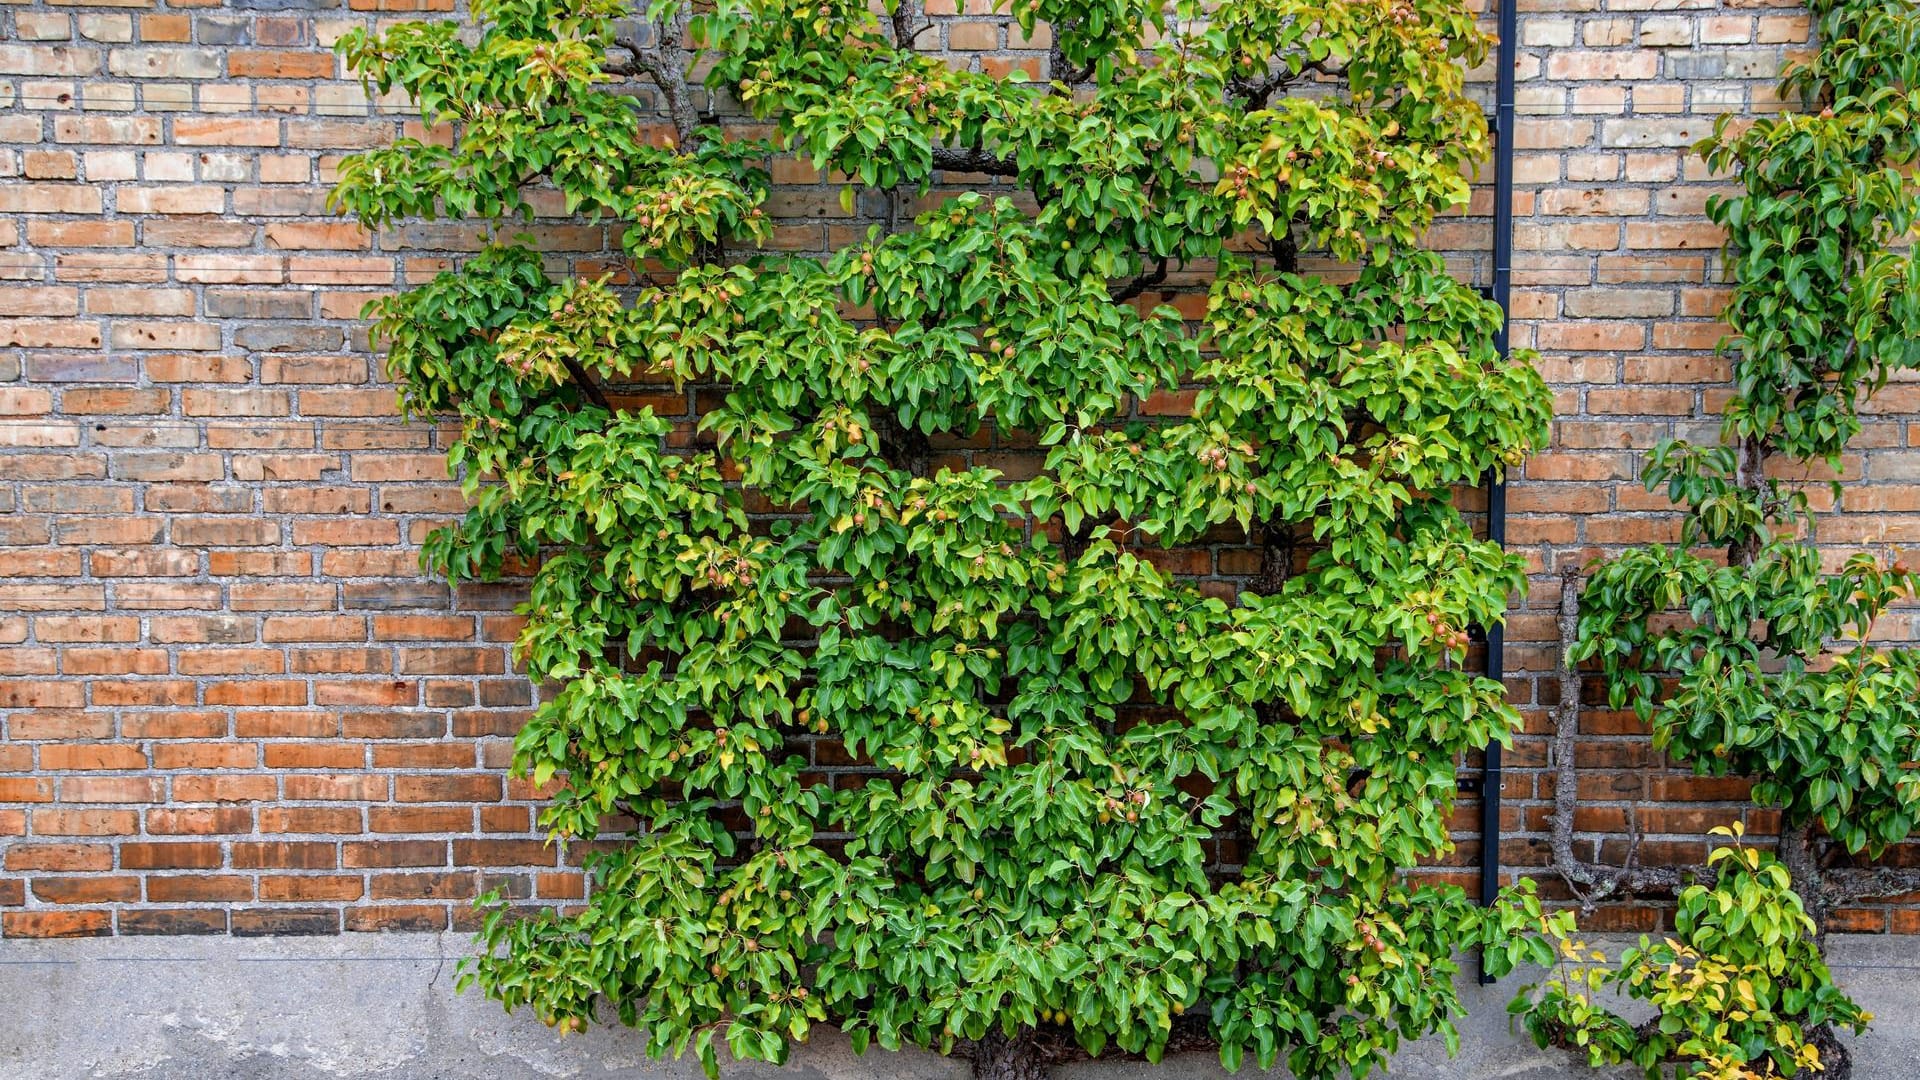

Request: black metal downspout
left=1476, top=0, right=1518, bottom=986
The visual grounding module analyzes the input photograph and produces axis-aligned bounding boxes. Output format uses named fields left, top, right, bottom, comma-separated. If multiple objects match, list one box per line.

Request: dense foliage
left=333, top=0, right=1555, bottom=1074
left=1571, top=0, right=1920, bottom=921
left=1519, top=827, right=1870, bottom=1079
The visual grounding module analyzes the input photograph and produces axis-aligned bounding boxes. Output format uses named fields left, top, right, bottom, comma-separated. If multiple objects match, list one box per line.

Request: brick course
left=0, top=0, right=1915, bottom=937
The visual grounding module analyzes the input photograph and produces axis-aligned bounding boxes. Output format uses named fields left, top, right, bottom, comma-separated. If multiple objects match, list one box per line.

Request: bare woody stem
left=1549, top=564, right=1699, bottom=908
left=931, top=147, right=1021, bottom=176
left=1553, top=427, right=1915, bottom=930
left=1730, top=431, right=1769, bottom=567
left=560, top=355, right=612, bottom=411
left=889, top=0, right=933, bottom=51
left=1229, top=57, right=1346, bottom=107
left=609, top=4, right=699, bottom=144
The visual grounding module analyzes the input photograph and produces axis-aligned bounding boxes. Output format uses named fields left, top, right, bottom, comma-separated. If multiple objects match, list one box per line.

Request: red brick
left=259, top=875, right=363, bottom=902
left=259, top=807, right=363, bottom=834
left=174, top=118, right=281, bottom=146
left=121, top=909, right=230, bottom=934
left=5, top=844, right=111, bottom=872
left=230, top=841, right=336, bottom=870
left=230, top=909, right=340, bottom=936
left=4, top=911, right=112, bottom=938
left=30, top=809, right=137, bottom=836
left=173, top=776, right=278, bottom=803
left=227, top=50, right=334, bottom=80
left=145, top=808, right=254, bottom=834
left=395, top=775, right=501, bottom=803
left=453, top=839, right=556, bottom=867
left=121, top=842, right=223, bottom=869
left=40, top=744, right=148, bottom=771
left=344, top=904, right=451, bottom=932
left=60, top=777, right=164, bottom=803
left=33, top=876, right=140, bottom=904
left=342, top=840, right=445, bottom=868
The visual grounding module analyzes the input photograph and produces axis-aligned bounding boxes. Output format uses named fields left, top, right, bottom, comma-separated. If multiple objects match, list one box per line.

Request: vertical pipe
left=1476, top=0, right=1518, bottom=986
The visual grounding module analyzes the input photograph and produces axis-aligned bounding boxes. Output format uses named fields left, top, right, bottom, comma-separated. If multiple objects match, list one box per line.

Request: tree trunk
left=1730, top=431, right=1769, bottom=567
left=1777, top=820, right=1829, bottom=943
left=970, top=1030, right=1051, bottom=1080
left=1808, top=1022, right=1853, bottom=1080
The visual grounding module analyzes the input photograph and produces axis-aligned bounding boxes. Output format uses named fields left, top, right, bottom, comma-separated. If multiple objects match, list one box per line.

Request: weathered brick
left=13, top=14, right=73, bottom=41
left=0, top=321, right=102, bottom=349
left=145, top=808, right=253, bottom=835
left=108, top=49, right=223, bottom=80
left=31, top=221, right=138, bottom=248
left=122, top=841, right=224, bottom=870
left=175, top=117, right=283, bottom=146
left=117, top=186, right=226, bottom=214
left=31, top=809, right=138, bottom=836
left=230, top=908, right=340, bottom=936
left=254, top=877, right=361, bottom=906
left=5, top=844, right=112, bottom=873
left=0, top=45, right=99, bottom=77
left=120, top=909, right=230, bottom=934
left=227, top=50, right=335, bottom=80
left=4, top=911, right=113, bottom=938
left=342, top=840, right=446, bottom=868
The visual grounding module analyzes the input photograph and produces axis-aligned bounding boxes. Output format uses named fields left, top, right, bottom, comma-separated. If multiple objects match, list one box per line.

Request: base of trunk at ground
left=1811, top=1024, right=1852, bottom=1080
left=969, top=1030, right=1051, bottom=1080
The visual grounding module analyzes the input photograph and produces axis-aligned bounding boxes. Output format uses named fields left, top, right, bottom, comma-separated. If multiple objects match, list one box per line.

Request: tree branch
left=1251, top=517, right=1294, bottom=596
left=1825, top=865, right=1920, bottom=904
left=931, top=146, right=1020, bottom=176
left=561, top=355, right=612, bottom=412
left=1598, top=1015, right=1855, bottom=1080
left=1547, top=562, right=1915, bottom=936
left=961, top=1014, right=1219, bottom=1070
left=1109, top=256, right=1170, bottom=302
left=1730, top=431, right=1769, bottom=566
left=1268, top=231, right=1298, bottom=275
left=1777, top=821, right=1831, bottom=943
left=872, top=410, right=930, bottom=478
left=1230, top=57, right=1346, bottom=109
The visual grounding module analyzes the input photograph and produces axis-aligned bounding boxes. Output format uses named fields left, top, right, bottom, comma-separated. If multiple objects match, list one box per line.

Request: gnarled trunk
left=1776, top=820, right=1829, bottom=943
left=1729, top=431, right=1770, bottom=568
left=970, top=1030, right=1050, bottom=1080
left=1808, top=1022, right=1853, bottom=1080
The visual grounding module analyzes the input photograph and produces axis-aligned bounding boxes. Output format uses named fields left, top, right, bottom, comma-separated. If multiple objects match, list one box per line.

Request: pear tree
left=333, top=0, right=1556, bottom=1074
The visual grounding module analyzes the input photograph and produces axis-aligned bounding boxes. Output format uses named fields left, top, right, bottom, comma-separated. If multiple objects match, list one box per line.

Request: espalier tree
left=1569, top=0, right=1920, bottom=936
left=1520, top=827, right=1871, bottom=1079
left=332, top=0, right=1556, bottom=1075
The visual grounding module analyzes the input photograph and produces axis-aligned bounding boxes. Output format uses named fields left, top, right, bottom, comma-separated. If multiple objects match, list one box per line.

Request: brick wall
left=1498, top=8, right=1920, bottom=934
left=1, top=0, right=1915, bottom=938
